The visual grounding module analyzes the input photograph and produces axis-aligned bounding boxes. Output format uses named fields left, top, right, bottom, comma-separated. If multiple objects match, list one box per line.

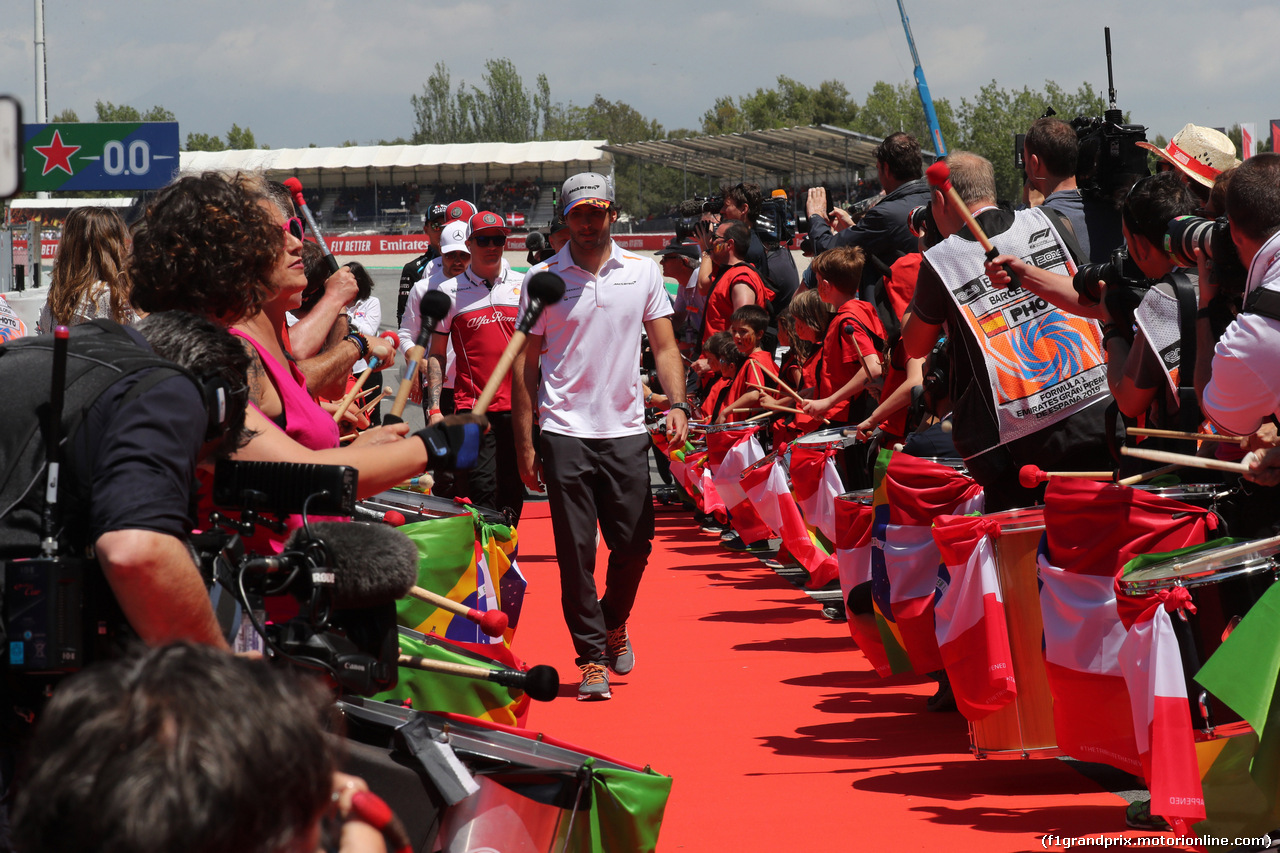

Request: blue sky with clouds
left=2, top=0, right=1277, bottom=150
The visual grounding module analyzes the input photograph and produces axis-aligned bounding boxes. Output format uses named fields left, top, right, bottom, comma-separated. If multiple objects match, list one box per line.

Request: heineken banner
left=23, top=122, right=179, bottom=192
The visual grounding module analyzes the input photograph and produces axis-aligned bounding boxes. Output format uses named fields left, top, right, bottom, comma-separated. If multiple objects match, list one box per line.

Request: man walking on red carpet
left=513, top=172, right=690, bottom=700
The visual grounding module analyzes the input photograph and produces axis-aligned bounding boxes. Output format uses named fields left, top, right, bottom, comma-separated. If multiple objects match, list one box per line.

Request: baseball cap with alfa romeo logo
left=467, top=210, right=511, bottom=237
left=561, top=172, right=614, bottom=214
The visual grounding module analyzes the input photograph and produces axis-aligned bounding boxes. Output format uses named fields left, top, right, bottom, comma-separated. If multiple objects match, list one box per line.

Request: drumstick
left=746, top=410, right=778, bottom=422
left=394, top=475, right=434, bottom=492
left=331, top=338, right=394, bottom=423
left=1117, top=463, right=1183, bottom=486
left=360, top=387, right=391, bottom=417
left=752, top=362, right=805, bottom=404
left=1018, top=464, right=1114, bottom=488
left=405, top=586, right=508, bottom=637
left=760, top=400, right=806, bottom=416
left=1127, top=427, right=1244, bottom=444
left=397, top=652, right=559, bottom=702
left=1120, top=446, right=1256, bottom=474
left=926, top=161, right=1022, bottom=290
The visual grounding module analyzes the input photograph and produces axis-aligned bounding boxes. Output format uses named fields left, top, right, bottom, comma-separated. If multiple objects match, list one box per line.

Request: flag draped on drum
left=1039, top=478, right=1219, bottom=830
left=708, top=428, right=773, bottom=543
left=870, top=451, right=984, bottom=674
left=740, top=452, right=837, bottom=587
left=931, top=514, right=1017, bottom=720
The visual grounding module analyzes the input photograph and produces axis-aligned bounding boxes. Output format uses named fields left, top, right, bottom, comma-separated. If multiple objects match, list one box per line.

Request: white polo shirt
left=522, top=240, right=672, bottom=439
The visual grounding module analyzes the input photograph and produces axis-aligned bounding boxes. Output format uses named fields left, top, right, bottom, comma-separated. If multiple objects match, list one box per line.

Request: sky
left=2, top=0, right=1277, bottom=151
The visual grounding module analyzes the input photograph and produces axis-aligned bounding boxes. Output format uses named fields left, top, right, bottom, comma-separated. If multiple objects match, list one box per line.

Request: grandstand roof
left=602, top=125, right=933, bottom=184
left=178, top=140, right=610, bottom=189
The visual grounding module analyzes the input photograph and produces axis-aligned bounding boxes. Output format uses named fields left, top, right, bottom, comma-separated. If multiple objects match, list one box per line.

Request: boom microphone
left=282, top=177, right=339, bottom=274
left=244, top=521, right=419, bottom=609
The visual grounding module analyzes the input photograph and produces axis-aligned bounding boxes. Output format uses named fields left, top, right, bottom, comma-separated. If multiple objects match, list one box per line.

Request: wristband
left=344, top=332, right=368, bottom=359
left=427, top=408, right=442, bottom=416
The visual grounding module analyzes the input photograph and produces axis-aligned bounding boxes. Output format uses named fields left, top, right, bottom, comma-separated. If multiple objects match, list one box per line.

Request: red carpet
left=510, top=501, right=1177, bottom=852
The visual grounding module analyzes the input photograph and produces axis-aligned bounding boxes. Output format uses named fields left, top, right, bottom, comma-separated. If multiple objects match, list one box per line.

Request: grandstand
left=179, top=140, right=609, bottom=230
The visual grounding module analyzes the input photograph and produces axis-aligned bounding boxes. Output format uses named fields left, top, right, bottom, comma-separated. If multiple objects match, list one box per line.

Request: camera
left=1072, top=246, right=1150, bottom=327
left=1165, top=215, right=1248, bottom=296
left=755, top=195, right=796, bottom=244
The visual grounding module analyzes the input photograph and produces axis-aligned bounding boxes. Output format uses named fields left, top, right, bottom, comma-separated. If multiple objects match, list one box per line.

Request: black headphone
left=194, top=372, right=236, bottom=443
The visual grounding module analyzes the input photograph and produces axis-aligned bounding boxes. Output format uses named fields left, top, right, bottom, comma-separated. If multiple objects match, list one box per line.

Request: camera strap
left=1244, top=286, right=1280, bottom=323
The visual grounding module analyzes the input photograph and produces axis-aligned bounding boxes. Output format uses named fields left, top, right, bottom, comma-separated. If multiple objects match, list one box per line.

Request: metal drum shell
left=792, top=426, right=860, bottom=451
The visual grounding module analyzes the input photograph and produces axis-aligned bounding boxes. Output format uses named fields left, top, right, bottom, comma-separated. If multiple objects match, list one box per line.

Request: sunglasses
left=280, top=217, right=305, bottom=240
left=427, top=221, right=445, bottom=231
left=471, top=234, right=507, bottom=248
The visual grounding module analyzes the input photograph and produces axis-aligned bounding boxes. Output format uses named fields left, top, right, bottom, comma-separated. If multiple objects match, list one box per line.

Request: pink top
left=231, top=328, right=340, bottom=451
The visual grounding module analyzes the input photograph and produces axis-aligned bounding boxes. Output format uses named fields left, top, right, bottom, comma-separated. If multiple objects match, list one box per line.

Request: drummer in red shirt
left=717, top=305, right=777, bottom=423
left=699, top=220, right=770, bottom=348
left=799, top=247, right=885, bottom=427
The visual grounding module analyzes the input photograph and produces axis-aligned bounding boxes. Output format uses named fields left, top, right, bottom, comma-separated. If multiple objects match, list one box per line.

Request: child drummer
left=716, top=305, right=778, bottom=423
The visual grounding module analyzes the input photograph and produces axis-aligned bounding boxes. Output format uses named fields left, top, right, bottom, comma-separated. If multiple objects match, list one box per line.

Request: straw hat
left=1137, top=124, right=1241, bottom=188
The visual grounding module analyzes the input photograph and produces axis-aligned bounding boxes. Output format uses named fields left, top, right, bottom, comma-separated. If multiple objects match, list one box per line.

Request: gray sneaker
left=578, top=662, right=611, bottom=700
left=606, top=624, right=634, bottom=675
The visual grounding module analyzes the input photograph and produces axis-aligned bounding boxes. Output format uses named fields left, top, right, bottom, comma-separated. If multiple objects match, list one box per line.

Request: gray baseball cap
left=561, top=172, right=614, bottom=213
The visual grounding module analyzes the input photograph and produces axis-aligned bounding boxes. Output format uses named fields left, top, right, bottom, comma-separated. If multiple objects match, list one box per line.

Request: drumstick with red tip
left=332, top=333, right=397, bottom=423
left=282, top=177, right=339, bottom=274
left=926, top=161, right=1022, bottom=291
left=1018, top=464, right=1114, bottom=489
left=405, top=586, right=509, bottom=638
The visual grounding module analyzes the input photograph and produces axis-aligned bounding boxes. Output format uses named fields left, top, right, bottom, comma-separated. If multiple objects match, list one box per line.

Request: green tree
left=94, top=101, right=175, bottom=122
left=225, top=123, right=258, bottom=150
left=853, top=80, right=957, bottom=151
left=411, top=58, right=550, bottom=144
left=700, top=77, right=858, bottom=135
left=50, top=108, right=79, bottom=123
left=185, top=132, right=226, bottom=152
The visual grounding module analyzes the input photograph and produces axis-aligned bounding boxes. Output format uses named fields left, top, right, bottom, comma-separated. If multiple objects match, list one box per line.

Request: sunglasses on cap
left=471, top=234, right=507, bottom=248
left=280, top=217, right=305, bottom=240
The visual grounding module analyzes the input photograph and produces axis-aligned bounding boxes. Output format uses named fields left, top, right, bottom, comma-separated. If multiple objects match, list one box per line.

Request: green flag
left=1193, top=582, right=1280, bottom=846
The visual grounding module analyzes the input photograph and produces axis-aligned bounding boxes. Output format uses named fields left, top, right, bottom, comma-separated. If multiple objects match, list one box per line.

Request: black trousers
left=540, top=431, right=654, bottom=666
left=453, top=410, right=526, bottom=524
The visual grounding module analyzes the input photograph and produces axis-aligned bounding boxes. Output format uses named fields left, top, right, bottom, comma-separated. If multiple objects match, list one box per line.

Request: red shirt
left=726, top=350, right=778, bottom=421
left=819, top=299, right=885, bottom=423
left=701, top=264, right=767, bottom=347
left=438, top=265, right=521, bottom=412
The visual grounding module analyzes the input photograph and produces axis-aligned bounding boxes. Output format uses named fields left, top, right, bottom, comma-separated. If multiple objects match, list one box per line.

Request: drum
left=359, top=488, right=505, bottom=526
left=967, top=508, right=1061, bottom=760
left=741, top=449, right=788, bottom=479
left=1131, top=483, right=1234, bottom=511
left=915, top=456, right=968, bottom=474
left=791, top=425, right=860, bottom=451
left=1118, top=534, right=1280, bottom=729
left=696, top=421, right=761, bottom=467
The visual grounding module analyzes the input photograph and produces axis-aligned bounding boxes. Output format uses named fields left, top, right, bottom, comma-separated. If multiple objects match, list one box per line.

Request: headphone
left=194, top=372, right=236, bottom=443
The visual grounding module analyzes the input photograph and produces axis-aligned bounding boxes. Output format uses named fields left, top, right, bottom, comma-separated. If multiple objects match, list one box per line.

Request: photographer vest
left=0, top=321, right=191, bottom=559
left=924, top=206, right=1108, bottom=457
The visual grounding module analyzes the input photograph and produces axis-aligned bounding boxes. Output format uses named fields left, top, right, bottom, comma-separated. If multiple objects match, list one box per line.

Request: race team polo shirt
left=524, top=241, right=673, bottom=439
left=437, top=260, right=521, bottom=412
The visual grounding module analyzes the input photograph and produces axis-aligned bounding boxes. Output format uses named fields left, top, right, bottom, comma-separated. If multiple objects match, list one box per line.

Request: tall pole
left=34, top=0, right=47, bottom=123
left=34, top=0, right=49, bottom=200
left=896, top=0, right=947, bottom=157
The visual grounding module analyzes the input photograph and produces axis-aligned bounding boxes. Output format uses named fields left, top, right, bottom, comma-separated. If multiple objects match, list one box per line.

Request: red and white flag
left=789, top=444, right=844, bottom=543
left=872, top=453, right=983, bottom=674
left=834, top=491, right=890, bottom=676
left=1039, top=479, right=1218, bottom=790
left=931, top=514, right=1016, bottom=721
left=1118, top=594, right=1205, bottom=833
left=709, top=431, right=772, bottom=544
left=740, top=455, right=838, bottom=586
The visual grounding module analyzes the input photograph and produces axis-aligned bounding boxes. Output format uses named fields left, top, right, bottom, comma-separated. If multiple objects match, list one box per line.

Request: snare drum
left=360, top=488, right=505, bottom=526
left=915, top=456, right=968, bottom=474
left=1131, top=483, right=1234, bottom=512
left=1119, top=535, right=1280, bottom=729
left=967, top=508, right=1061, bottom=760
left=791, top=426, right=860, bottom=451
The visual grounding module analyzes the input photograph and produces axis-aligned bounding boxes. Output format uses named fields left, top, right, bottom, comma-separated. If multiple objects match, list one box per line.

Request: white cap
left=439, top=220, right=469, bottom=255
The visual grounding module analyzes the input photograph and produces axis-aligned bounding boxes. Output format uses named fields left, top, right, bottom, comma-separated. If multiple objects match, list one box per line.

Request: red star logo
left=33, top=130, right=80, bottom=177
